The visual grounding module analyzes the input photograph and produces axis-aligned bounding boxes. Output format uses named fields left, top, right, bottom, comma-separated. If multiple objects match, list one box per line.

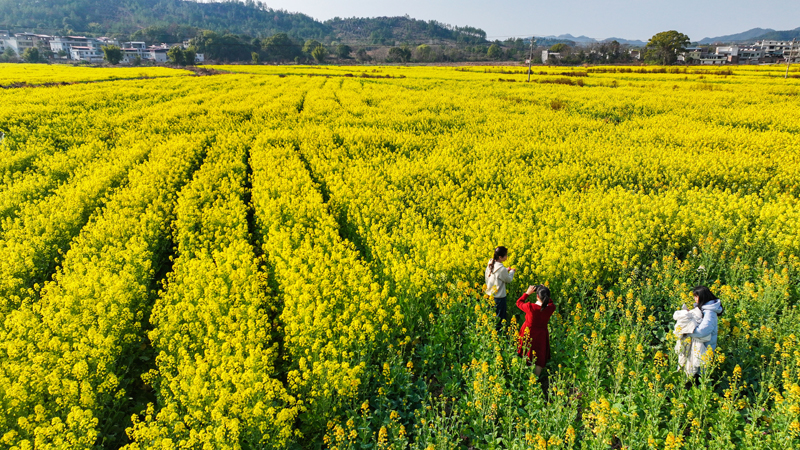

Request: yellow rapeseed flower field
left=0, top=63, right=798, bottom=449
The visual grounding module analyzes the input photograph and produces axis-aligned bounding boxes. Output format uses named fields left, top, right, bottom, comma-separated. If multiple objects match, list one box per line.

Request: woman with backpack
left=485, top=246, right=515, bottom=330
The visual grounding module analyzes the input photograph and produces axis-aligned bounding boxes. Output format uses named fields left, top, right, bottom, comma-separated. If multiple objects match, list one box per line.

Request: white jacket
left=673, top=306, right=711, bottom=376
left=485, top=259, right=514, bottom=298
left=687, top=299, right=724, bottom=351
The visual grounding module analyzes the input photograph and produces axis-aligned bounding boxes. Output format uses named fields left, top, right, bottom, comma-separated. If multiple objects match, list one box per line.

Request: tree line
left=1, top=28, right=693, bottom=66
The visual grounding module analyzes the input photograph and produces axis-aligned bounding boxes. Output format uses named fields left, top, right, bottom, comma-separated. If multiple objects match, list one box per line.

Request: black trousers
left=494, top=296, right=507, bottom=331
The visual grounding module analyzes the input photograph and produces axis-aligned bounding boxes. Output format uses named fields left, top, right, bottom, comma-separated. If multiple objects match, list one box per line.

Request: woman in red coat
left=517, top=284, right=555, bottom=376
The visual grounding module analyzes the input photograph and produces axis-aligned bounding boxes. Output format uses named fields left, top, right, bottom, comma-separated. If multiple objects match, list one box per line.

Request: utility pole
left=527, top=36, right=536, bottom=82
left=786, top=38, right=796, bottom=79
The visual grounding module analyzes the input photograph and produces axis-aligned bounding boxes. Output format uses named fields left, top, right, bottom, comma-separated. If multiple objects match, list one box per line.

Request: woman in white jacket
left=485, top=246, right=515, bottom=330
left=683, top=285, right=724, bottom=387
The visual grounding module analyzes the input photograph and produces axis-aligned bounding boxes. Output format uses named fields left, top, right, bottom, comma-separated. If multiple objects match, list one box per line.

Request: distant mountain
left=534, top=34, right=646, bottom=47
left=753, top=27, right=800, bottom=41
left=698, top=27, right=800, bottom=44
left=601, top=37, right=647, bottom=47
left=554, top=34, right=596, bottom=43
left=698, top=28, right=776, bottom=44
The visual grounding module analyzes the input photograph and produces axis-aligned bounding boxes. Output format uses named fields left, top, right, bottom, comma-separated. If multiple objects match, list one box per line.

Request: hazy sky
left=260, top=0, right=800, bottom=42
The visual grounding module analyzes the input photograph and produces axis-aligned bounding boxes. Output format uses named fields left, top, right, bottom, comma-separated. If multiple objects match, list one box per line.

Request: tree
left=262, top=33, right=301, bottom=61
left=1, top=48, right=18, bottom=62
left=190, top=30, right=255, bottom=62
left=549, top=43, right=568, bottom=53
left=132, top=55, right=142, bottom=66
left=311, top=45, right=326, bottom=63
left=355, top=48, right=370, bottom=62
left=22, top=47, right=40, bottom=63
left=487, top=43, right=502, bottom=59
left=102, top=45, right=122, bottom=65
left=167, top=46, right=185, bottom=65
left=130, top=25, right=200, bottom=46
left=387, top=46, right=411, bottom=63
left=303, top=39, right=323, bottom=55
left=369, top=29, right=391, bottom=45
left=335, top=44, right=352, bottom=59
left=252, top=51, right=260, bottom=64
left=646, top=30, right=690, bottom=65
left=416, top=44, right=432, bottom=62
left=37, top=44, right=54, bottom=60
left=184, top=48, right=196, bottom=65
left=506, top=37, right=526, bottom=51
left=607, top=40, right=621, bottom=61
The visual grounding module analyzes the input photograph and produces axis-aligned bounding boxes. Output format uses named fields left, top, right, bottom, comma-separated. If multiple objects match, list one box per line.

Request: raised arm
left=516, top=293, right=530, bottom=310
left=498, top=266, right=514, bottom=283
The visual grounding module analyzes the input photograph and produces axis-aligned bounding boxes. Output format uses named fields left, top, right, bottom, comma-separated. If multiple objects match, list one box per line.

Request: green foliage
left=387, top=46, right=412, bottom=63
left=102, top=45, right=122, bottom=65
left=262, top=33, right=301, bottom=61
left=326, top=16, right=486, bottom=45
left=189, top=30, right=255, bottom=62
left=22, top=47, right=39, bottom=63
left=335, top=43, right=351, bottom=59
left=167, top=46, right=185, bottom=65
left=355, top=48, right=370, bottom=62
left=646, top=30, right=691, bottom=65
left=416, top=44, right=432, bottom=62
left=369, top=29, right=392, bottom=45
left=183, top=47, right=195, bottom=65
left=130, top=24, right=200, bottom=45
left=0, top=47, right=17, bottom=63
left=251, top=51, right=260, bottom=64
left=310, top=45, right=326, bottom=63
left=487, top=43, right=502, bottom=59
left=0, top=0, right=329, bottom=41
left=302, top=39, right=323, bottom=55
left=506, top=37, right=526, bottom=51
left=549, top=43, right=568, bottom=53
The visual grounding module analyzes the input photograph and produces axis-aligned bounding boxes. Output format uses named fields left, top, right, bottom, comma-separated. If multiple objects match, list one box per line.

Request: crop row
left=0, top=67, right=797, bottom=447
left=0, top=137, right=152, bottom=314
left=125, top=129, right=297, bottom=448
left=261, top=75, right=800, bottom=447
left=0, top=134, right=207, bottom=448
left=250, top=136, right=404, bottom=440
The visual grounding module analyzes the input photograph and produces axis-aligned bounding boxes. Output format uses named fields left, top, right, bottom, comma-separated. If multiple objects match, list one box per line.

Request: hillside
left=699, top=26, right=800, bottom=44
left=0, top=0, right=486, bottom=45
left=753, top=27, right=800, bottom=41
left=0, top=0, right=330, bottom=39
left=326, top=16, right=486, bottom=45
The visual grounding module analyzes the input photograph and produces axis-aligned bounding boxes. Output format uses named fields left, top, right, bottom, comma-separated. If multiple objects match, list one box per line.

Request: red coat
left=517, top=293, right=555, bottom=366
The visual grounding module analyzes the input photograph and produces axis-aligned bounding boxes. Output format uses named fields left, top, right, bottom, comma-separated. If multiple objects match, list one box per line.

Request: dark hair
left=488, top=246, right=508, bottom=274
left=692, top=285, right=718, bottom=309
left=535, top=285, right=551, bottom=307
